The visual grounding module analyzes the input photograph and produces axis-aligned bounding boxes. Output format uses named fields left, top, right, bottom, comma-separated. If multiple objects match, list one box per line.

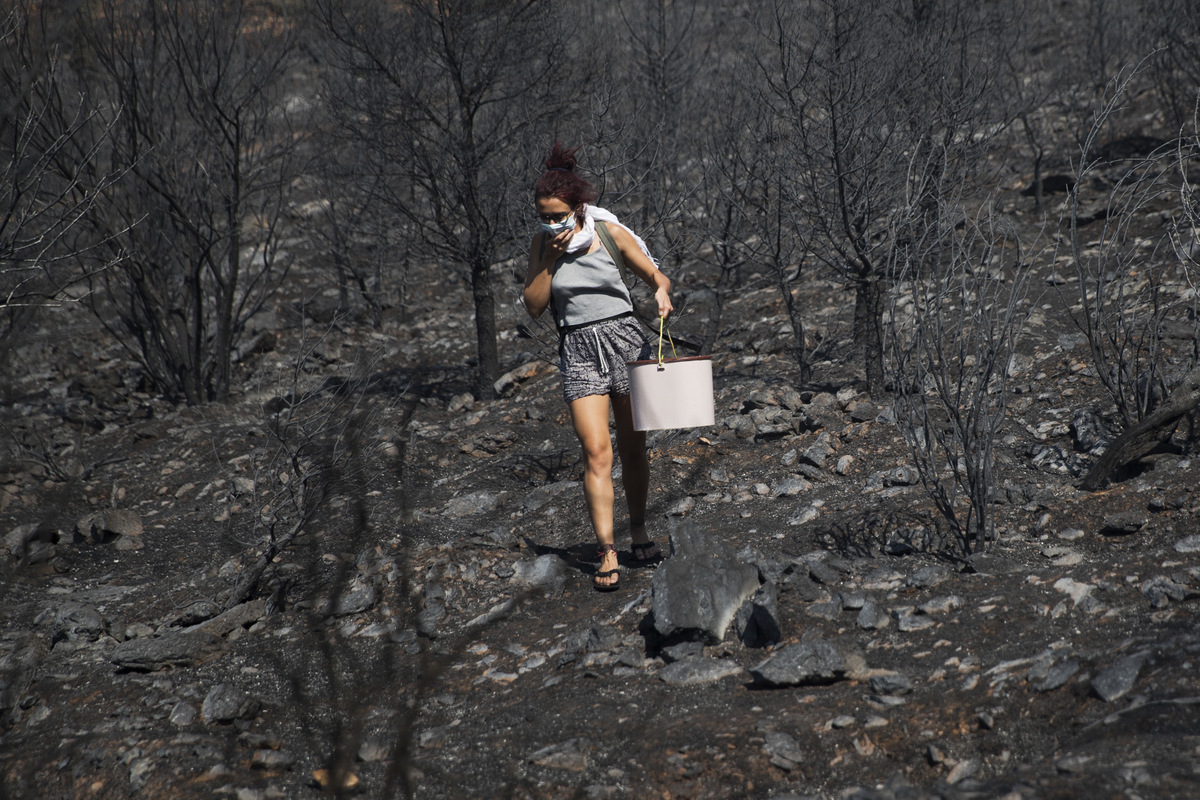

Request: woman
left=523, top=143, right=674, bottom=592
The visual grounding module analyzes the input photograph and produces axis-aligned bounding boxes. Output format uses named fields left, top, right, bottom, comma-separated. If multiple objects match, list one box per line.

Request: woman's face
left=535, top=196, right=578, bottom=231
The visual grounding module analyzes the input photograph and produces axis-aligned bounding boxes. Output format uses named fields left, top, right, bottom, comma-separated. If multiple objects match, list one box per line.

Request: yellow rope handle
left=656, top=316, right=677, bottom=366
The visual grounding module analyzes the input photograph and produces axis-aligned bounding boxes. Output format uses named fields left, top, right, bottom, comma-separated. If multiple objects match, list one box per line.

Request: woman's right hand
left=524, top=230, right=566, bottom=318
left=542, top=226, right=574, bottom=260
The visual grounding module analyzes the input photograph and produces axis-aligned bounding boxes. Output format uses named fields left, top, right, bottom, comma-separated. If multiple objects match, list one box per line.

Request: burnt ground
left=3, top=176, right=1200, bottom=800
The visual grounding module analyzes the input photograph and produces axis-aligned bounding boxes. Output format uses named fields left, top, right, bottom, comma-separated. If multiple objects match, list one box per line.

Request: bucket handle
left=656, top=316, right=677, bottom=369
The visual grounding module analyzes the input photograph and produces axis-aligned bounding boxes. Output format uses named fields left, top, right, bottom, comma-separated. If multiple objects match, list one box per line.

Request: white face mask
left=541, top=213, right=575, bottom=235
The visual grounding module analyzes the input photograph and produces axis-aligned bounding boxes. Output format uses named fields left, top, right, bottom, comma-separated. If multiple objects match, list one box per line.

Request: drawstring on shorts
left=593, top=328, right=609, bottom=375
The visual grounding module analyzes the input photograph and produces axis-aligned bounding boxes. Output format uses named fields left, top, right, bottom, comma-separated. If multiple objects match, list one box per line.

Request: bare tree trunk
left=471, top=256, right=499, bottom=396
left=854, top=267, right=885, bottom=393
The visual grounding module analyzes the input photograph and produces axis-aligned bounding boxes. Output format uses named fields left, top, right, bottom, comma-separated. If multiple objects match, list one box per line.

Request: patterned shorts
left=559, top=315, right=651, bottom=403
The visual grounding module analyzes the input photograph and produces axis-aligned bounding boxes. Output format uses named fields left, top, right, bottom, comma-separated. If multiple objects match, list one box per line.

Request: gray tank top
left=551, top=242, right=634, bottom=329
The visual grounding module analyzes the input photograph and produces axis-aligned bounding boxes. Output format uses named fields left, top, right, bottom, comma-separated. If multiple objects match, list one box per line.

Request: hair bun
left=545, top=141, right=580, bottom=172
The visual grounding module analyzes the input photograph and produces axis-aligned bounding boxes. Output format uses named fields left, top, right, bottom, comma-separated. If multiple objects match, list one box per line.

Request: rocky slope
left=4, top=184, right=1200, bottom=800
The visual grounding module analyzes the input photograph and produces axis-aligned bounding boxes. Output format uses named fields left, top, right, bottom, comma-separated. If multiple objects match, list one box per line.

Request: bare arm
left=610, top=225, right=674, bottom=319
left=523, top=228, right=571, bottom=318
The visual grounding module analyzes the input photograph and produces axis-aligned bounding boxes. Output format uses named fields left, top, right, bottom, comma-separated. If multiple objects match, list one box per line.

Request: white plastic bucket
left=626, top=355, right=715, bottom=431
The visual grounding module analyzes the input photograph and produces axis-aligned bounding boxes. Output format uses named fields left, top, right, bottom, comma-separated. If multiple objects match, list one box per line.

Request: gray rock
left=251, top=749, right=295, bottom=769
left=418, top=726, right=449, bottom=748
left=772, top=477, right=812, bottom=497
left=862, top=566, right=905, bottom=588
left=1033, top=659, right=1080, bottom=692
left=800, top=434, right=836, bottom=468
left=616, top=647, right=644, bottom=669
left=857, top=601, right=890, bottom=631
left=733, top=584, right=782, bottom=648
left=735, top=546, right=790, bottom=584
left=787, top=505, right=821, bottom=526
left=447, top=392, right=475, bottom=413
left=750, top=639, right=849, bottom=687
left=111, top=631, right=225, bottom=671
left=893, top=608, right=934, bottom=632
left=129, top=758, right=154, bottom=793
left=884, top=465, right=920, bottom=486
left=1056, top=754, right=1092, bottom=773
left=443, top=491, right=502, bottom=518
left=169, top=701, right=197, bottom=727
left=665, top=496, right=696, bottom=516
left=528, top=738, right=590, bottom=771
left=1071, top=408, right=1112, bottom=454
left=65, top=585, right=140, bottom=605
left=946, top=757, right=982, bottom=784
left=786, top=573, right=826, bottom=603
left=358, top=737, right=390, bottom=762
left=849, top=400, right=877, bottom=422
left=1100, top=512, right=1148, bottom=535
left=919, top=595, right=963, bottom=615
left=520, top=481, right=578, bottom=514
left=763, top=730, right=804, bottom=770
left=839, top=592, right=867, bottom=610
left=807, top=601, right=842, bottom=621
left=652, top=525, right=760, bottom=642
left=1142, top=576, right=1194, bottom=608
left=330, top=582, right=377, bottom=616
left=511, top=554, right=568, bottom=595
left=182, top=600, right=268, bottom=637
left=485, top=526, right=520, bottom=548
left=795, top=464, right=823, bottom=482
left=657, top=657, right=744, bottom=686
left=201, top=682, right=261, bottom=724
left=51, top=604, right=107, bottom=642
left=169, top=600, right=222, bottom=627
left=780, top=388, right=805, bottom=411
left=806, top=560, right=841, bottom=585
left=585, top=624, right=622, bottom=653
left=94, top=508, right=144, bottom=541
left=0, top=637, right=46, bottom=717
left=659, top=641, right=704, bottom=663
left=5, top=522, right=58, bottom=558
left=417, top=604, right=445, bottom=637
left=1174, top=535, right=1200, bottom=553
left=869, top=671, right=913, bottom=695
left=493, top=361, right=539, bottom=396
left=907, top=564, right=950, bottom=588
left=963, top=552, right=1019, bottom=575
left=1091, top=653, right=1149, bottom=701
left=113, top=533, right=143, bottom=551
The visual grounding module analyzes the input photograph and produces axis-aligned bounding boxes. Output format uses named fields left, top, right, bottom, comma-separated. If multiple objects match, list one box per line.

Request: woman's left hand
left=655, top=285, right=673, bottom=321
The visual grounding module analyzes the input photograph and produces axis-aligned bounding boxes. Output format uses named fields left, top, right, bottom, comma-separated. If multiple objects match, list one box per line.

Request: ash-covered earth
left=3, top=186, right=1200, bottom=800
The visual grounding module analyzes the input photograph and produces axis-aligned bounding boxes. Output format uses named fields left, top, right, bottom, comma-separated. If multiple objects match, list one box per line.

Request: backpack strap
left=595, top=220, right=636, bottom=289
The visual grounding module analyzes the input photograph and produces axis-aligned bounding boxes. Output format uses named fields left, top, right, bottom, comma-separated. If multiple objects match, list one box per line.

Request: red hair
left=533, top=142, right=598, bottom=223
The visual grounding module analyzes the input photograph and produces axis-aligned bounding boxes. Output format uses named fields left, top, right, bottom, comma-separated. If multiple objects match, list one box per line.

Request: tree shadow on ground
left=816, top=507, right=962, bottom=561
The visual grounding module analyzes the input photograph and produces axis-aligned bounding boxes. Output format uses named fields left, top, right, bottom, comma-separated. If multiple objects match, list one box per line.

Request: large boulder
left=651, top=523, right=761, bottom=643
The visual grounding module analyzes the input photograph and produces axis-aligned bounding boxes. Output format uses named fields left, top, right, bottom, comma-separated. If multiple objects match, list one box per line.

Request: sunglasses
left=537, top=210, right=573, bottom=224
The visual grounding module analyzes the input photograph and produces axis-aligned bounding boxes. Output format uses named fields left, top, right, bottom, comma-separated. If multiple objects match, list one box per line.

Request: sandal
left=594, top=544, right=620, bottom=592
left=630, top=539, right=662, bottom=564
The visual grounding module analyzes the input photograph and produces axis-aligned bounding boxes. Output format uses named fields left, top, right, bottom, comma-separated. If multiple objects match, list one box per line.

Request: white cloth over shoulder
left=564, top=205, right=658, bottom=268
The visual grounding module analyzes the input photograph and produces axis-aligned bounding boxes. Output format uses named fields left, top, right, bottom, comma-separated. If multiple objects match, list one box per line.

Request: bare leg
left=612, top=393, right=660, bottom=559
left=568, top=393, right=620, bottom=588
